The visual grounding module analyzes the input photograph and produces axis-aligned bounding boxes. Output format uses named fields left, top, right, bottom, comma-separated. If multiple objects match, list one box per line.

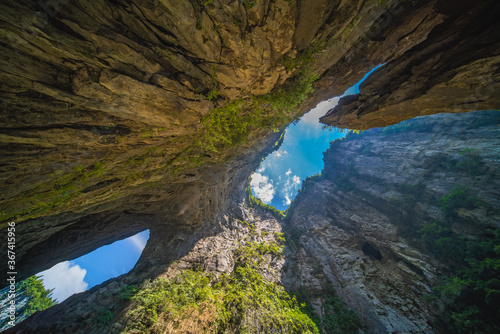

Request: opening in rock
left=362, top=242, right=383, bottom=261
left=250, top=65, right=383, bottom=211
left=0, top=230, right=149, bottom=330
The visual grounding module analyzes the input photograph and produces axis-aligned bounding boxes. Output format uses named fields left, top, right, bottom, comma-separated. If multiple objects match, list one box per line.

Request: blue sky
left=250, top=98, right=346, bottom=210
left=250, top=65, right=383, bottom=211
left=27, top=65, right=384, bottom=304
left=38, top=230, right=149, bottom=302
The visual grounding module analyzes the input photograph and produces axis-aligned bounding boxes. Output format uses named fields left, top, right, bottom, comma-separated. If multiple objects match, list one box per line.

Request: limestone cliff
left=5, top=110, right=499, bottom=333
left=1, top=1, right=499, bottom=281
left=283, top=110, right=500, bottom=333
left=321, top=0, right=500, bottom=129
left=0, top=0, right=499, bottom=333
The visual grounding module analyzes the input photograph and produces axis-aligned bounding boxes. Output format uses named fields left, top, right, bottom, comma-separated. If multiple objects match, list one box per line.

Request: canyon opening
left=0, top=0, right=499, bottom=333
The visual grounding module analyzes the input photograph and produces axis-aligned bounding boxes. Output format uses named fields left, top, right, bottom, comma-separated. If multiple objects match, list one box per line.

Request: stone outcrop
left=283, top=110, right=500, bottom=333
left=0, top=0, right=499, bottom=332
left=321, top=0, right=500, bottom=129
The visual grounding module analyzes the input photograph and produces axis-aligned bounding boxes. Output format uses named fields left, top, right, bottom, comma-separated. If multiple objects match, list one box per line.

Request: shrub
left=119, top=285, right=138, bottom=300
left=17, top=275, right=57, bottom=317
left=127, top=241, right=319, bottom=333
left=93, top=307, right=113, bottom=327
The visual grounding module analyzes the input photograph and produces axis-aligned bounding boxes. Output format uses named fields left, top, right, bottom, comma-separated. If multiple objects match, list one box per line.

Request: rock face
left=4, top=109, right=499, bottom=333
left=0, top=0, right=499, bottom=333
left=283, top=110, right=500, bottom=333
left=321, top=0, right=500, bottom=129
left=0, top=0, right=408, bottom=282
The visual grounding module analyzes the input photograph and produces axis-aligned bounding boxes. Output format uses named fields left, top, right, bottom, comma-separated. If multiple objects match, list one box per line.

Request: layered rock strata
left=321, top=0, right=500, bottom=129
left=283, top=110, right=500, bottom=333
left=5, top=111, right=499, bottom=333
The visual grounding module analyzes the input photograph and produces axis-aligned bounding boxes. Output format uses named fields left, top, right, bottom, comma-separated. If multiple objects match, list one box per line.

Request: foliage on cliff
left=17, top=275, right=57, bottom=317
left=419, top=187, right=500, bottom=333
left=198, top=51, right=319, bottom=154
left=293, top=281, right=362, bottom=334
left=125, top=241, right=318, bottom=333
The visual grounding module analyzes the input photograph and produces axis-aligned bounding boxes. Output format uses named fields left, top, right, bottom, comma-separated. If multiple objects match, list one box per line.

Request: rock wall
left=283, top=110, right=500, bottom=333
left=1, top=1, right=498, bottom=271
left=0, top=0, right=408, bottom=283
left=0, top=0, right=499, bottom=332
left=321, top=0, right=500, bottom=129
left=4, top=110, right=499, bottom=333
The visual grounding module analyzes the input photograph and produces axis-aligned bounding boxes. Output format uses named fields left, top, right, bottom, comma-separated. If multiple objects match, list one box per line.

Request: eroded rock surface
left=1, top=0, right=498, bottom=283
left=0, top=0, right=499, bottom=333
left=4, top=111, right=499, bottom=334
left=321, top=0, right=500, bottom=129
left=283, top=110, right=500, bottom=333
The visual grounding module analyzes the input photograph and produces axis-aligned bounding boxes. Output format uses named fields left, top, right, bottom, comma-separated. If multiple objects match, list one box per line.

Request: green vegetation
left=126, top=241, right=319, bottom=333
left=240, top=0, right=257, bottom=10
left=342, top=15, right=361, bottom=39
left=119, top=285, right=138, bottom=301
left=441, top=148, right=487, bottom=177
left=0, top=160, right=107, bottom=224
left=284, top=226, right=304, bottom=251
left=439, top=186, right=480, bottom=219
left=201, top=0, right=214, bottom=6
left=415, top=186, right=500, bottom=333
left=198, top=99, right=250, bottom=153
left=246, top=182, right=286, bottom=220
left=93, top=307, right=114, bottom=327
left=280, top=39, right=326, bottom=71
left=17, top=275, right=57, bottom=317
left=198, top=40, right=322, bottom=154
left=197, top=67, right=318, bottom=153
left=293, top=280, right=362, bottom=334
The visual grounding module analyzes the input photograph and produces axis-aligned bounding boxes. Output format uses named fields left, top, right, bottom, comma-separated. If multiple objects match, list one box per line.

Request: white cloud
left=128, top=233, right=148, bottom=253
left=278, top=172, right=302, bottom=207
left=301, top=97, right=340, bottom=126
left=39, top=261, right=88, bottom=302
left=284, top=195, right=291, bottom=205
left=273, top=150, right=288, bottom=159
left=257, top=165, right=266, bottom=173
left=250, top=172, right=275, bottom=204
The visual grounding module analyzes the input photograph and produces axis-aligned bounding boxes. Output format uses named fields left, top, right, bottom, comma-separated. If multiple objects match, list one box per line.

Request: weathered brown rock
left=321, top=0, right=500, bottom=129
left=0, top=0, right=499, bottom=332
left=0, top=0, right=425, bottom=285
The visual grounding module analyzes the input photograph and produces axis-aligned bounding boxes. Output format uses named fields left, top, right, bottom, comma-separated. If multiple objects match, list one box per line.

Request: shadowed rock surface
left=0, top=0, right=499, bottom=332
left=321, top=0, right=500, bottom=129
left=283, top=110, right=500, bottom=333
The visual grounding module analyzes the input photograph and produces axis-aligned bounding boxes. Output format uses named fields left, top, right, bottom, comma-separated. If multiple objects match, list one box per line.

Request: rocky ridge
left=0, top=0, right=499, bottom=333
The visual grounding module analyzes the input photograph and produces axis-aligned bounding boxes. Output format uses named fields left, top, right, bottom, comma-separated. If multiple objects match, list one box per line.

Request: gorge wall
left=321, top=0, right=500, bottom=129
left=5, top=110, right=499, bottom=333
left=0, top=0, right=499, bottom=333
left=283, top=110, right=500, bottom=333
